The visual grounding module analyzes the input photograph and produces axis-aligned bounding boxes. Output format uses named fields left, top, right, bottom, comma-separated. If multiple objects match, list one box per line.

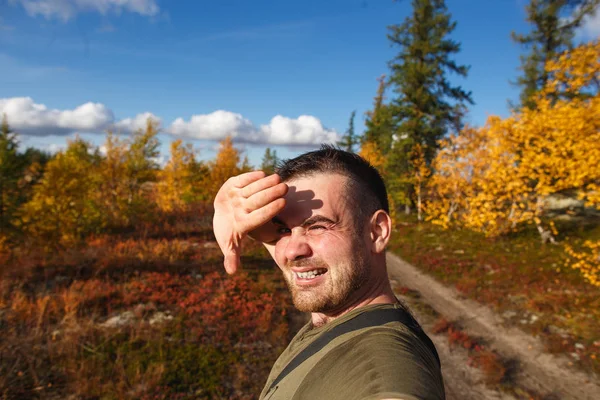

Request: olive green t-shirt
left=259, top=303, right=445, bottom=400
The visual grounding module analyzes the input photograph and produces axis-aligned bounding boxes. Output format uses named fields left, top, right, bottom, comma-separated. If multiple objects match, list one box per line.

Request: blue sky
left=1, top=0, right=599, bottom=166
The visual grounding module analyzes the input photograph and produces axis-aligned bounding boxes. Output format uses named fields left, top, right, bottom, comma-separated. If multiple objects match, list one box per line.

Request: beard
left=283, top=244, right=370, bottom=313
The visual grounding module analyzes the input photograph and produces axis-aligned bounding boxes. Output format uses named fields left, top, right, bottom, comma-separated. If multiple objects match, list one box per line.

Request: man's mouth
left=294, top=268, right=327, bottom=280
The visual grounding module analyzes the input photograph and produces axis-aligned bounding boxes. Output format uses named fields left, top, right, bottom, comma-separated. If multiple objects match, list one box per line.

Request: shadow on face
left=283, top=185, right=324, bottom=224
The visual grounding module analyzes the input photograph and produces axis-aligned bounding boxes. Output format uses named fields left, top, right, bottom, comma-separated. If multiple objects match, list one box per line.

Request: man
left=213, top=145, right=445, bottom=400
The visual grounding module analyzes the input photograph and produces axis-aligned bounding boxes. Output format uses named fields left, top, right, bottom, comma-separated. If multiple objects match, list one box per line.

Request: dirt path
left=386, top=252, right=600, bottom=400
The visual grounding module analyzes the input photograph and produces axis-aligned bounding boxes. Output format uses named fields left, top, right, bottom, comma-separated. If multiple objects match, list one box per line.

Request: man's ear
left=369, top=210, right=392, bottom=253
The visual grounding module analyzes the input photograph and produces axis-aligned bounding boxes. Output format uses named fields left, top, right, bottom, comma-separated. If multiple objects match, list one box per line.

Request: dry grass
left=0, top=204, right=294, bottom=399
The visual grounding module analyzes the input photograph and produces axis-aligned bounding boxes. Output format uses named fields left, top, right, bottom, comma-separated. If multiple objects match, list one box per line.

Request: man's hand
left=213, top=171, right=288, bottom=274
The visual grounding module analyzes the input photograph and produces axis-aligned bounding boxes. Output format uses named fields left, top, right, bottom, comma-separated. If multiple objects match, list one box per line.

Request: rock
left=101, top=311, right=135, bottom=328
left=530, top=315, right=539, bottom=323
left=544, top=195, right=584, bottom=212
left=575, top=343, right=585, bottom=350
left=570, top=352, right=581, bottom=361
left=149, top=312, right=173, bottom=326
left=502, top=311, right=518, bottom=319
left=453, top=249, right=465, bottom=254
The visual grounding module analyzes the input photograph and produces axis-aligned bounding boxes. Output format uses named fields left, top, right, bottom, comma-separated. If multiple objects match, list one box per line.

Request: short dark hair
left=276, top=145, right=389, bottom=224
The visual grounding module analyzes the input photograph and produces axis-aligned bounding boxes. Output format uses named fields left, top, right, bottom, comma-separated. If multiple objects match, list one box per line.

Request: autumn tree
left=208, top=136, right=251, bottom=198
left=94, top=132, right=131, bottom=228
left=425, top=125, right=485, bottom=229
left=428, top=40, right=600, bottom=245
left=94, top=118, right=161, bottom=229
left=21, top=138, right=102, bottom=245
left=512, top=0, right=600, bottom=109
left=260, top=147, right=279, bottom=175
left=125, top=118, right=160, bottom=202
left=0, top=116, right=22, bottom=239
left=157, top=139, right=208, bottom=212
left=338, top=111, right=358, bottom=152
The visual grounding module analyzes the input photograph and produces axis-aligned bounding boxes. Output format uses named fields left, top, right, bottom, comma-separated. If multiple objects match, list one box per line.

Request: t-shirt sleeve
left=293, top=326, right=445, bottom=400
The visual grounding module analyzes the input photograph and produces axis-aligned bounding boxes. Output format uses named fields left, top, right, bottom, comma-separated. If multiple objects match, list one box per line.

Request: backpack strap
left=266, top=307, right=439, bottom=393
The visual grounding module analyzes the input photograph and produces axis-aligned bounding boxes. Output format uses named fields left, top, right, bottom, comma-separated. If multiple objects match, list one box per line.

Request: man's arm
left=212, top=171, right=288, bottom=274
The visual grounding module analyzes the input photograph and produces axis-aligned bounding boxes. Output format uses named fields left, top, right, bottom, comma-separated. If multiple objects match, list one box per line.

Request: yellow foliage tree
left=95, top=118, right=161, bottom=229
left=207, top=136, right=251, bottom=198
left=428, top=40, right=600, bottom=244
left=157, top=139, right=208, bottom=212
left=564, top=241, right=600, bottom=287
left=95, top=132, right=130, bottom=228
left=358, top=140, right=386, bottom=171
left=21, top=138, right=102, bottom=245
left=426, top=125, right=483, bottom=229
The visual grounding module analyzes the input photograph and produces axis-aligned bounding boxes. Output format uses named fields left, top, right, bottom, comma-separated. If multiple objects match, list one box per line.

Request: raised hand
left=213, top=171, right=288, bottom=274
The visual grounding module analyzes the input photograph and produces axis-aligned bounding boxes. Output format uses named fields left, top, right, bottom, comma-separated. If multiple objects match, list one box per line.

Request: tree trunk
left=417, top=190, right=422, bottom=222
left=405, top=204, right=411, bottom=215
left=535, top=197, right=556, bottom=244
left=536, top=222, right=557, bottom=244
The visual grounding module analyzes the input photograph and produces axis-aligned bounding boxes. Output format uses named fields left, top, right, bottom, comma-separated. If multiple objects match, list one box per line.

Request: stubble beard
left=284, top=245, right=370, bottom=313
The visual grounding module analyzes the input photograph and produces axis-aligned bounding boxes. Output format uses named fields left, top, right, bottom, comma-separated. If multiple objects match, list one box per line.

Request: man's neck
left=310, top=283, right=398, bottom=328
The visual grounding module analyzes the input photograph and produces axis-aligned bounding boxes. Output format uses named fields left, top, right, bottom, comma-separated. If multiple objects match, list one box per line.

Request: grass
left=0, top=204, right=295, bottom=399
left=389, top=214, right=600, bottom=376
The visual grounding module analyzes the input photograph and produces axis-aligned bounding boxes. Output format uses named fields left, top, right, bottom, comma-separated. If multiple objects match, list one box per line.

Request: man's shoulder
left=336, top=323, right=437, bottom=365
left=295, top=324, right=445, bottom=400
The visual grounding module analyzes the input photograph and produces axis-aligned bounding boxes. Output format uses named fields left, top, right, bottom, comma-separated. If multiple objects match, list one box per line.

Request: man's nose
left=284, top=231, right=312, bottom=261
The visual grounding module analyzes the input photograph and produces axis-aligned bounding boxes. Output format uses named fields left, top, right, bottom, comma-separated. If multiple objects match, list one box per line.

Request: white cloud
left=1, top=96, right=338, bottom=146
left=259, top=115, right=338, bottom=146
left=114, top=112, right=161, bottom=133
left=169, top=110, right=258, bottom=142
left=579, top=7, right=600, bottom=38
left=169, top=111, right=338, bottom=146
left=0, top=97, right=114, bottom=136
left=10, top=0, right=159, bottom=21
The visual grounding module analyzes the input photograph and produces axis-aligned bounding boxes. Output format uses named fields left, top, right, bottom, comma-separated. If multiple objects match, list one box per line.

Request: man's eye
left=309, top=225, right=326, bottom=231
left=277, top=227, right=291, bottom=234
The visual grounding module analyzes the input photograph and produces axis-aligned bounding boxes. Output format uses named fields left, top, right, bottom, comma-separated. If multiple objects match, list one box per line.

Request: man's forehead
left=278, top=173, right=350, bottom=224
left=283, top=172, right=349, bottom=191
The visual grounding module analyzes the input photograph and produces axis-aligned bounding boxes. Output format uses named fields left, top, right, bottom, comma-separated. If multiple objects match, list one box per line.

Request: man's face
left=270, top=173, right=372, bottom=314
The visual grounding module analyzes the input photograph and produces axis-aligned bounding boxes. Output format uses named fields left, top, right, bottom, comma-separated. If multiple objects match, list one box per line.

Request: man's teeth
left=295, top=269, right=327, bottom=279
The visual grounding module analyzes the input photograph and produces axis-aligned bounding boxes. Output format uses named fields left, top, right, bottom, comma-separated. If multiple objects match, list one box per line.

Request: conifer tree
left=337, top=111, right=358, bottom=152
left=512, top=0, right=600, bottom=109
left=261, top=147, right=279, bottom=175
left=387, top=0, right=473, bottom=164
left=363, top=75, right=395, bottom=155
left=385, top=0, right=472, bottom=213
left=0, top=115, right=22, bottom=237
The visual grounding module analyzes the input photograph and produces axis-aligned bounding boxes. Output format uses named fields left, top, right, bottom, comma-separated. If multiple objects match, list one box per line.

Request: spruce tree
left=261, top=147, right=279, bottom=175
left=387, top=0, right=472, bottom=165
left=386, top=0, right=472, bottom=213
left=512, top=0, right=600, bottom=109
left=0, top=115, right=22, bottom=236
left=363, top=75, right=395, bottom=155
left=337, top=111, right=358, bottom=152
